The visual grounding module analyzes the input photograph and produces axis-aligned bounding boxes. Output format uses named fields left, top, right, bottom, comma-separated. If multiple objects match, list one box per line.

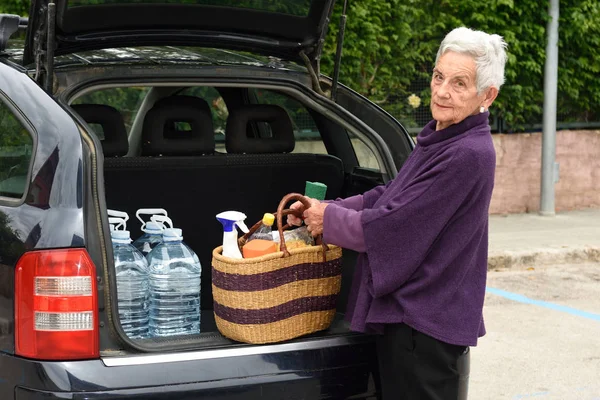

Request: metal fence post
left=540, top=0, right=560, bottom=216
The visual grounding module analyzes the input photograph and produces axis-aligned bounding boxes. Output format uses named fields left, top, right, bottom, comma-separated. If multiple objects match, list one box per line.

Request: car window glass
left=335, top=88, right=411, bottom=172
left=72, top=87, right=150, bottom=135
left=0, top=100, right=33, bottom=199
left=249, top=88, right=328, bottom=155
left=88, top=123, right=105, bottom=140
left=348, top=132, right=380, bottom=170
left=179, top=87, right=228, bottom=152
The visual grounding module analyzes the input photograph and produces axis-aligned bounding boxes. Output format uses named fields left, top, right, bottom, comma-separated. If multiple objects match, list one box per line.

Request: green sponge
left=304, top=181, right=328, bottom=200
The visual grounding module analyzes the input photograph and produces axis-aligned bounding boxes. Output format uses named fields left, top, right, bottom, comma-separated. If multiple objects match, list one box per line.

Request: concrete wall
left=296, top=130, right=600, bottom=215
left=490, top=130, right=600, bottom=214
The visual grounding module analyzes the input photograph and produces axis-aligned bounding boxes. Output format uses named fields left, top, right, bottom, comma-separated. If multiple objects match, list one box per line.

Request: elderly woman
left=289, top=27, right=507, bottom=399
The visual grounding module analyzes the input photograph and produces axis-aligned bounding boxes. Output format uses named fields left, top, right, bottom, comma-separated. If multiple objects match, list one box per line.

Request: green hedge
left=0, top=0, right=28, bottom=15
left=320, top=0, right=600, bottom=131
left=2, top=0, right=598, bottom=131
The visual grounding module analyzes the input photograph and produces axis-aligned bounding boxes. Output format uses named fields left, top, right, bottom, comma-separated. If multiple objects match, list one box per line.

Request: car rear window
left=72, top=87, right=150, bottom=135
left=248, top=88, right=326, bottom=154
left=0, top=99, right=33, bottom=200
left=67, top=0, right=312, bottom=16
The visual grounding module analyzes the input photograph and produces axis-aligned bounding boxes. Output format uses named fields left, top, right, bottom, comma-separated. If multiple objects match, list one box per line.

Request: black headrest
left=142, top=96, right=214, bottom=156
left=72, top=104, right=128, bottom=157
left=225, top=105, right=295, bottom=154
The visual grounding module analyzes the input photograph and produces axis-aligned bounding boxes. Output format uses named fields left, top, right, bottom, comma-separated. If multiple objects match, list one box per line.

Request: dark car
left=0, top=1, right=415, bottom=398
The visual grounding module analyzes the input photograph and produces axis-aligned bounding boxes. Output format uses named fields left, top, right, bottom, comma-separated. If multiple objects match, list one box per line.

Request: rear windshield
left=67, top=0, right=312, bottom=16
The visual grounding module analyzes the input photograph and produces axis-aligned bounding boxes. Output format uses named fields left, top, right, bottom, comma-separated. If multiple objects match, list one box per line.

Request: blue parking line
left=512, top=391, right=550, bottom=399
left=486, top=287, right=600, bottom=322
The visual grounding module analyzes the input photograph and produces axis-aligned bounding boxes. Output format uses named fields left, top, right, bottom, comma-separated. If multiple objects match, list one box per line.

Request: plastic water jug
left=133, top=221, right=165, bottom=256
left=147, top=228, right=201, bottom=337
left=111, top=229, right=150, bottom=339
left=132, top=209, right=173, bottom=256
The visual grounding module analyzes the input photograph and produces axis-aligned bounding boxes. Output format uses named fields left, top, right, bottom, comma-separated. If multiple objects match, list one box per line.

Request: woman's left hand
left=303, top=202, right=329, bottom=237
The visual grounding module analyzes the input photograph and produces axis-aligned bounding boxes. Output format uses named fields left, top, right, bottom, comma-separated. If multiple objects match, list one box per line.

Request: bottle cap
left=262, top=213, right=275, bottom=226
left=144, top=221, right=163, bottom=233
left=304, top=181, right=327, bottom=200
left=163, top=228, right=183, bottom=242
left=111, top=230, right=131, bottom=242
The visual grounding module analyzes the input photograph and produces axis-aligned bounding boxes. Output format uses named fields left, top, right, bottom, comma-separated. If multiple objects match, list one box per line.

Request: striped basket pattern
left=211, top=193, right=343, bottom=344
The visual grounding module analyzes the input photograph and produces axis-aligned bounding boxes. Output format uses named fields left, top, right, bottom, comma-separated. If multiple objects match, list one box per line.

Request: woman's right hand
left=286, top=201, right=305, bottom=226
left=286, top=197, right=321, bottom=226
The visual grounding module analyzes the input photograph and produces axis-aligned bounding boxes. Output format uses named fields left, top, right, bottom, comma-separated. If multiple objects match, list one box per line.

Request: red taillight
left=15, top=249, right=99, bottom=360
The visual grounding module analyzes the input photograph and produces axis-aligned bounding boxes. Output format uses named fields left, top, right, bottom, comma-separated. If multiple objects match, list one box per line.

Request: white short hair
left=435, top=27, right=508, bottom=93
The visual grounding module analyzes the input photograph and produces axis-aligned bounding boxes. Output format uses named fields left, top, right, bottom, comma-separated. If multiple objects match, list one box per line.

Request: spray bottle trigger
left=236, top=220, right=249, bottom=234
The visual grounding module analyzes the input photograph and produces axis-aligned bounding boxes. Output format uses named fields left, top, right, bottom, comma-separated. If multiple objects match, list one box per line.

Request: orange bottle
left=242, top=239, right=278, bottom=258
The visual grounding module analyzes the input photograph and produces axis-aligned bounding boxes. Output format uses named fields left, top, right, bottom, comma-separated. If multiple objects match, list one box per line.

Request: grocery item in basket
left=147, top=228, right=201, bottom=337
left=242, top=239, right=277, bottom=258
left=304, top=181, right=327, bottom=200
left=247, top=213, right=275, bottom=242
left=216, top=211, right=249, bottom=259
left=272, top=226, right=315, bottom=250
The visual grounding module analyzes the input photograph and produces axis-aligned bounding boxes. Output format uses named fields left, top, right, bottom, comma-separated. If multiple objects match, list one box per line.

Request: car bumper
left=4, top=335, right=378, bottom=399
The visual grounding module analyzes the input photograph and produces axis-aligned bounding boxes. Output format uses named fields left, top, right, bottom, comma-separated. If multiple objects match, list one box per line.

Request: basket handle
left=239, top=193, right=329, bottom=260
left=240, top=208, right=298, bottom=244
left=276, top=193, right=328, bottom=259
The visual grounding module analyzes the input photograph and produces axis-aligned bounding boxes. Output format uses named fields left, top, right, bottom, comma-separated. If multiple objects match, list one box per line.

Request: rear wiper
left=331, top=0, right=348, bottom=102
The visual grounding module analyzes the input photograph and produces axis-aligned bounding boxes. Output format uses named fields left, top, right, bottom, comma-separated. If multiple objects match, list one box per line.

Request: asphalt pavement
left=469, top=208, right=600, bottom=399
left=472, top=263, right=600, bottom=399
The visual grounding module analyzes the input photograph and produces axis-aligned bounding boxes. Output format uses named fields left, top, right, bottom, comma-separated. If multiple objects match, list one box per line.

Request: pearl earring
left=480, top=106, right=485, bottom=113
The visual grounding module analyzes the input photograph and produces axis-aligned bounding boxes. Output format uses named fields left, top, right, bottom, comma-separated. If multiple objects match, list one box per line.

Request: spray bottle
left=216, top=211, right=249, bottom=259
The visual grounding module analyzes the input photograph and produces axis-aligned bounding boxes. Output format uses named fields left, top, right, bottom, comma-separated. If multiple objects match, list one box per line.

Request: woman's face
left=430, top=51, right=495, bottom=131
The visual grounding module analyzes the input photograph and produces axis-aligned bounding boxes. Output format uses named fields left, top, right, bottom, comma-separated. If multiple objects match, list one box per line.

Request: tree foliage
left=0, top=103, right=30, bottom=147
left=0, top=211, right=24, bottom=264
left=0, top=103, right=32, bottom=185
left=0, top=0, right=29, bottom=16
left=321, top=0, right=600, bottom=131
left=1, top=0, right=598, bottom=130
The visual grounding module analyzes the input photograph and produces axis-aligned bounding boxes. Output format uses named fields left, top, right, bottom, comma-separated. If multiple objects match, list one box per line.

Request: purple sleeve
left=325, top=183, right=389, bottom=211
left=362, top=184, right=388, bottom=208
left=319, top=182, right=390, bottom=252
left=323, top=203, right=366, bottom=253
left=325, top=194, right=364, bottom=211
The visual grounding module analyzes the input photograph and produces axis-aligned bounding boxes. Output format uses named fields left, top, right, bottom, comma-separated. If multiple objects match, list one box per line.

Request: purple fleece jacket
left=323, top=112, right=496, bottom=346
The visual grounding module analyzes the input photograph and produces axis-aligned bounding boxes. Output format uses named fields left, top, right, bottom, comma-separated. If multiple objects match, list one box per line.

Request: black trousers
left=375, top=323, right=470, bottom=400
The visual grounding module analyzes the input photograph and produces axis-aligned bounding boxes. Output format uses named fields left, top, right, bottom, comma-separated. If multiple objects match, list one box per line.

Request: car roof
left=7, top=46, right=309, bottom=72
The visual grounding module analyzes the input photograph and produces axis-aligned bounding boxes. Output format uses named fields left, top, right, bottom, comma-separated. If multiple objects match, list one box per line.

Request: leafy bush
left=321, top=0, right=600, bottom=131
left=2, top=0, right=598, bottom=131
left=0, top=0, right=29, bottom=16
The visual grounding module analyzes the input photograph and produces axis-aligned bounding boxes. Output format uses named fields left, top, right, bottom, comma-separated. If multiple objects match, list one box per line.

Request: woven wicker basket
left=211, top=193, right=343, bottom=344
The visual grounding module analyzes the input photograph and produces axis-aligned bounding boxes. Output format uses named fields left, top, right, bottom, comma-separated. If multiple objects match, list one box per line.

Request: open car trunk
left=18, top=0, right=409, bottom=355
left=73, top=80, right=391, bottom=353
left=102, top=152, right=364, bottom=351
